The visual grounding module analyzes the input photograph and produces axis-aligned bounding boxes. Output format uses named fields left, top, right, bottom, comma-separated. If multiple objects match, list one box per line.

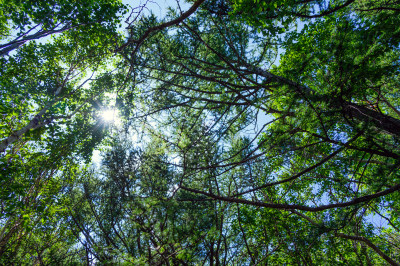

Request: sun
left=100, top=109, right=119, bottom=123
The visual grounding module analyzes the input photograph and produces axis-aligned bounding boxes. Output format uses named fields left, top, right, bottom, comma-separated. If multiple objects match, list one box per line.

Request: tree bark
left=336, top=233, right=400, bottom=266
left=0, top=108, right=48, bottom=153
left=250, top=66, right=400, bottom=139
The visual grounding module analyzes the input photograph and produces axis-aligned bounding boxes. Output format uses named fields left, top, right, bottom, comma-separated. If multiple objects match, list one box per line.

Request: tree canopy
left=1, top=0, right=400, bottom=264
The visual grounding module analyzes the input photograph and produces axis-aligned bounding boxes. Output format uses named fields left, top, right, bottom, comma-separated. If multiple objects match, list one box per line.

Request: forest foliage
left=1, top=0, right=400, bottom=264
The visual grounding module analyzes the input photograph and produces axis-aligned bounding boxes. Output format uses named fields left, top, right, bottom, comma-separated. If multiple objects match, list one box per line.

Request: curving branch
left=115, top=0, right=206, bottom=54
left=336, top=233, right=400, bottom=266
left=181, top=178, right=400, bottom=212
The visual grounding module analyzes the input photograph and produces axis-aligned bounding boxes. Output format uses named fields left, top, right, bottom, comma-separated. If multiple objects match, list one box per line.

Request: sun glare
left=101, top=109, right=121, bottom=125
